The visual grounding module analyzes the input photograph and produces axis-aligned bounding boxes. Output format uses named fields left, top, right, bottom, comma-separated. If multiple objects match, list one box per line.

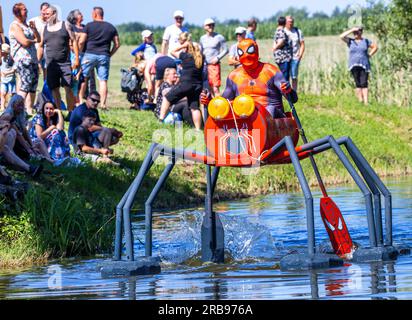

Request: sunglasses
left=206, top=24, right=215, bottom=27
left=175, top=17, right=184, bottom=20
left=90, top=97, right=100, bottom=103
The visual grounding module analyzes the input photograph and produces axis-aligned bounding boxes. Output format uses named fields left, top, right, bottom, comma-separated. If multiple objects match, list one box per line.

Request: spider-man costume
left=221, top=39, right=298, bottom=118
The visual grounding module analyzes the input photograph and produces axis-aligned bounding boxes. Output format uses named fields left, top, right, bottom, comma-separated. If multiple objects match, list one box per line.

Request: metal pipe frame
left=114, top=143, right=159, bottom=260
left=145, top=159, right=176, bottom=256
left=311, top=136, right=392, bottom=246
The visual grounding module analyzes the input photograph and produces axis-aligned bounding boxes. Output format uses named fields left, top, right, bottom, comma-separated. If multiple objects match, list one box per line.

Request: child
left=130, top=30, right=157, bottom=61
left=0, top=44, right=16, bottom=111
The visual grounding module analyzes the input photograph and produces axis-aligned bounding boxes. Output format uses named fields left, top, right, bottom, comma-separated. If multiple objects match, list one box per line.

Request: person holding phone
left=340, top=26, right=378, bottom=105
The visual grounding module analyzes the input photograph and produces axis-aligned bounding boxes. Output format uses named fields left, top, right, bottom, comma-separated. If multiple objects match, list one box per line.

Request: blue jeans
left=290, top=59, right=300, bottom=80
left=81, top=53, right=110, bottom=81
left=277, top=61, right=291, bottom=81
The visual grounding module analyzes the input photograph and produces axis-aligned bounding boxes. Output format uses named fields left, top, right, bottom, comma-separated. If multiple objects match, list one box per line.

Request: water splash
left=156, top=211, right=203, bottom=264
left=153, top=211, right=283, bottom=264
left=220, top=215, right=282, bottom=260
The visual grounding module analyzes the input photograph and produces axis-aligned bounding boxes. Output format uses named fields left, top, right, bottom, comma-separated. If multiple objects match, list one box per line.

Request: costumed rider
left=202, top=39, right=297, bottom=118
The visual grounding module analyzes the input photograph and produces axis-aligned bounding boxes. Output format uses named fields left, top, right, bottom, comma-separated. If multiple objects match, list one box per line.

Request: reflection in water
left=0, top=177, right=411, bottom=300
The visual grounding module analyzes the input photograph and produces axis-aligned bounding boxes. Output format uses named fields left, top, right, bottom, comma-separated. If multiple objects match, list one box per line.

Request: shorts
left=91, top=130, right=103, bottom=148
left=81, top=53, right=110, bottom=81
left=16, top=60, right=39, bottom=93
left=351, top=66, right=369, bottom=88
left=207, top=63, right=221, bottom=88
left=155, top=56, right=176, bottom=80
left=46, top=61, right=73, bottom=90
left=1, top=81, right=16, bottom=94
left=165, top=82, right=202, bottom=110
left=290, top=59, right=300, bottom=80
left=277, top=61, right=290, bottom=81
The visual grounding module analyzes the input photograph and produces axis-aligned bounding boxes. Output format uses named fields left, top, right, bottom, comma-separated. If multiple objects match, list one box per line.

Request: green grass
left=1, top=37, right=411, bottom=268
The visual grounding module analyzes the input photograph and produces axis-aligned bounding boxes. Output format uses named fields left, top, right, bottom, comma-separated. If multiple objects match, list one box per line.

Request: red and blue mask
left=237, top=39, right=260, bottom=71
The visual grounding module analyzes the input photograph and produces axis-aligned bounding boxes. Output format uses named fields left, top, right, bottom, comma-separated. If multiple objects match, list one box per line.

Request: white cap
left=204, top=18, right=215, bottom=26
left=235, top=26, right=246, bottom=34
left=173, top=10, right=184, bottom=18
left=141, top=29, right=153, bottom=39
left=1, top=43, right=10, bottom=52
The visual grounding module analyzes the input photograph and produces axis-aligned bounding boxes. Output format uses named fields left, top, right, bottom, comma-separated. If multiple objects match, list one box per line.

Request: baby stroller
left=120, top=67, right=147, bottom=110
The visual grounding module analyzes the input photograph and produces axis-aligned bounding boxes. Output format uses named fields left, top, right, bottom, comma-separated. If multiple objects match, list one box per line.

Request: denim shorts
left=290, top=59, right=300, bottom=79
left=1, top=81, right=16, bottom=94
left=81, top=53, right=110, bottom=81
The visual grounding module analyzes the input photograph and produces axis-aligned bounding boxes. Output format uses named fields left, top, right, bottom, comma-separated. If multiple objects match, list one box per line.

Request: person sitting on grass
left=68, top=91, right=123, bottom=149
left=72, top=109, right=118, bottom=165
left=154, top=67, right=195, bottom=127
left=29, top=100, right=70, bottom=162
left=2, top=94, right=49, bottom=162
left=0, top=113, right=43, bottom=178
left=158, top=32, right=203, bottom=130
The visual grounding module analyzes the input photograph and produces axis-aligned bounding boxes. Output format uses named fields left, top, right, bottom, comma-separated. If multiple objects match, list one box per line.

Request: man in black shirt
left=78, top=7, right=120, bottom=110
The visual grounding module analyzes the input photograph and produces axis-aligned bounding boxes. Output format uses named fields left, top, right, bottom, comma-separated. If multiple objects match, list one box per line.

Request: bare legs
left=32, top=140, right=54, bottom=163
left=18, top=91, right=35, bottom=115
left=52, top=86, right=76, bottom=111
left=99, top=80, right=108, bottom=110
left=97, top=127, right=119, bottom=148
left=191, top=109, right=202, bottom=130
left=159, top=97, right=171, bottom=121
left=2, top=129, right=31, bottom=172
left=355, top=88, right=369, bottom=105
left=361, top=88, right=369, bottom=105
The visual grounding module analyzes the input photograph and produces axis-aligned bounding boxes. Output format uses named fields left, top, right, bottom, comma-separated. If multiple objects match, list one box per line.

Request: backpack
left=120, top=67, right=141, bottom=93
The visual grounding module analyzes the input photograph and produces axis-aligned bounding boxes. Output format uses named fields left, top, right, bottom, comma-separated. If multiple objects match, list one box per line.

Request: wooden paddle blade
left=320, top=197, right=355, bottom=259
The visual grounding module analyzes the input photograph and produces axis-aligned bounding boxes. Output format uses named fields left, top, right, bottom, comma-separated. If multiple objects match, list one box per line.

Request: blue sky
left=2, top=0, right=371, bottom=30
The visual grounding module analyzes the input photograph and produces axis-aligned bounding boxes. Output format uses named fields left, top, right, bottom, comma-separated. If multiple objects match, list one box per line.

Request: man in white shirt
left=29, top=2, right=50, bottom=79
left=285, top=16, right=305, bottom=91
left=200, top=18, right=228, bottom=96
left=161, top=10, right=189, bottom=57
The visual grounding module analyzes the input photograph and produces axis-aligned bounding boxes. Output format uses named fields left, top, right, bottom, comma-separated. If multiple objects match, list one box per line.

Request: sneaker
left=29, top=164, right=43, bottom=178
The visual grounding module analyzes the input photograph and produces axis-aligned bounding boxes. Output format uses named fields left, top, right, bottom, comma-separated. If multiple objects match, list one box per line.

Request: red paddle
left=285, top=94, right=355, bottom=259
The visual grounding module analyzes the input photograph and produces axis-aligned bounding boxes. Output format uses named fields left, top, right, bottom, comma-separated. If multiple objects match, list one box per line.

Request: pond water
left=0, top=177, right=411, bottom=300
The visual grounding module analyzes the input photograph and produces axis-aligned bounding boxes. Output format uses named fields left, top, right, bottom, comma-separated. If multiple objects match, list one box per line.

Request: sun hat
left=235, top=26, right=246, bottom=35
left=173, top=10, right=184, bottom=18
left=204, top=18, right=215, bottom=26
left=141, top=29, right=153, bottom=40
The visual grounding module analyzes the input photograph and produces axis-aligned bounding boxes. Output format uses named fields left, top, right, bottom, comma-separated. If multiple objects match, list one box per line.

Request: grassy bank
left=1, top=39, right=411, bottom=268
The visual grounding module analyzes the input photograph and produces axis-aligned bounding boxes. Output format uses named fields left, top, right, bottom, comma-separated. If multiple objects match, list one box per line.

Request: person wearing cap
left=200, top=18, right=228, bottom=96
left=161, top=10, right=189, bottom=57
left=228, top=27, right=246, bottom=69
left=130, top=30, right=157, bottom=61
left=340, top=26, right=378, bottom=105
left=246, top=18, right=257, bottom=41
left=1, top=44, right=17, bottom=111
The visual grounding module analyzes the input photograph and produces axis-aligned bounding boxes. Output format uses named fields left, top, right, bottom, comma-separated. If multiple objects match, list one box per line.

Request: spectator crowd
left=0, top=3, right=377, bottom=196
